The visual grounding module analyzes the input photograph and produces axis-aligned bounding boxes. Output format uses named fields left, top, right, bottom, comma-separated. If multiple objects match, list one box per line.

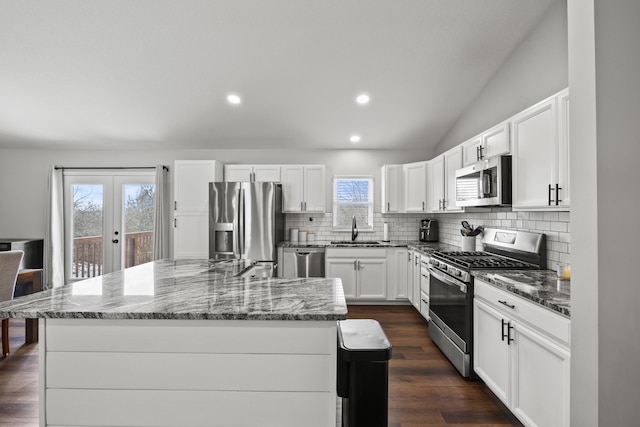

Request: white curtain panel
left=152, top=165, right=170, bottom=260
left=44, top=166, right=65, bottom=289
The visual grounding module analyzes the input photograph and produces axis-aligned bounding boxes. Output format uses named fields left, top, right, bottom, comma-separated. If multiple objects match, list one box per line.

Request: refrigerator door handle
left=238, top=188, right=245, bottom=257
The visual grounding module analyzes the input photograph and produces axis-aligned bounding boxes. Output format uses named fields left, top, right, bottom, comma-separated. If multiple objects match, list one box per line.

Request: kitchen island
left=0, top=259, right=348, bottom=427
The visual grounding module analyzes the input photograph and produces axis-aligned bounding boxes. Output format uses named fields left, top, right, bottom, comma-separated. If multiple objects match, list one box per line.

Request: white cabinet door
left=302, top=165, right=326, bottom=212
left=444, top=147, right=463, bottom=212
left=473, top=299, right=511, bottom=405
left=483, top=122, right=510, bottom=159
left=225, top=165, right=281, bottom=182
left=461, top=122, right=509, bottom=167
left=428, top=156, right=445, bottom=212
left=407, top=251, right=415, bottom=306
left=174, top=160, right=220, bottom=212
left=224, top=165, right=253, bottom=182
left=282, top=165, right=325, bottom=213
left=325, top=258, right=357, bottom=299
left=173, top=212, right=209, bottom=259
left=281, top=166, right=304, bottom=212
left=387, top=248, right=408, bottom=300
left=428, top=147, right=461, bottom=213
left=512, top=322, right=571, bottom=427
left=556, top=89, right=570, bottom=208
left=511, top=96, right=561, bottom=210
left=357, top=258, right=387, bottom=300
left=381, top=165, right=403, bottom=213
left=412, top=253, right=421, bottom=310
left=253, top=165, right=281, bottom=182
left=461, top=136, right=483, bottom=167
left=404, top=162, right=427, bottom=212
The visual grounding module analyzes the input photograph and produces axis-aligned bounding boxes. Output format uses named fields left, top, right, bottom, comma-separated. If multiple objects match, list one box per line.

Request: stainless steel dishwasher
left=282, top=247, right=325, bottom=278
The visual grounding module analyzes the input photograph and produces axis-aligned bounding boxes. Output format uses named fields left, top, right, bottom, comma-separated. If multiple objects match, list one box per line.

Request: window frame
left=332, top=175, right=375, bottom=231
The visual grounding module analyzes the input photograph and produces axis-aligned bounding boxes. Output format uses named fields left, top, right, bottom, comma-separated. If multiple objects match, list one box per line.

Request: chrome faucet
left=351, top=215, right=358, bottom=241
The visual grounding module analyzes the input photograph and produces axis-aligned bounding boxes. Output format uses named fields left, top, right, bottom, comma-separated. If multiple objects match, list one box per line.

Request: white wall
left=437, top=0, right=568, bottom=153
left=0, top=147, right=432, bottom=240
left=567, top=0, right=598, bottom=425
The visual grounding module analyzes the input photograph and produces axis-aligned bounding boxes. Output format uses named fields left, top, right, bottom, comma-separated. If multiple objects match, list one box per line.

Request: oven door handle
left=428, top=267, right=467, bottom=294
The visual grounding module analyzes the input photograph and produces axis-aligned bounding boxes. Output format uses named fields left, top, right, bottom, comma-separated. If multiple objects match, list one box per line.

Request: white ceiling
left=0, top=0, right=554, bottom=150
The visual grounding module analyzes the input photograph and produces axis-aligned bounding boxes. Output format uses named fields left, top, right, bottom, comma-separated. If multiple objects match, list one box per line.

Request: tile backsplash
left=285, top=208, right=570, bottom=271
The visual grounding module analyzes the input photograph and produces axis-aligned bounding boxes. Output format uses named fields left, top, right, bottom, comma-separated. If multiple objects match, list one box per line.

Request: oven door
left=428, top=266, right=472, bottom=353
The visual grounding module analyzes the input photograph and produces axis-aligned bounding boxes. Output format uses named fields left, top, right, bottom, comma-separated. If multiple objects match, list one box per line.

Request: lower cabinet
left=325, top=248, right=387, bottom=301
left=387, top=248, right=408, bottom=300
left=474, top=280, right=570, bottom=427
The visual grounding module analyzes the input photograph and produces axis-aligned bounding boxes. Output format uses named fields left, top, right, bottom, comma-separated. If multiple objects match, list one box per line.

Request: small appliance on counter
left=419, top=219, right=438, bottom=242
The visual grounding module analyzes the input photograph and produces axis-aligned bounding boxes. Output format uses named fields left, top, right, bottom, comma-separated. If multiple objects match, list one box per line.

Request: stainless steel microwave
left=455, top=155, right=512, bottom=207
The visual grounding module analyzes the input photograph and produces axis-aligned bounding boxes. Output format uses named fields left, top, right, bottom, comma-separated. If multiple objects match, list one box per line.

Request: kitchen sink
left=330, top=240, right=382, bottom=245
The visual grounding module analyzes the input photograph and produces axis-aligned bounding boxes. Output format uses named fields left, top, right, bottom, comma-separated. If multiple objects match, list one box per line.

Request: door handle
left=112, top=239, right=119, bottom=244
left=498, top=300, right=516, bottom=309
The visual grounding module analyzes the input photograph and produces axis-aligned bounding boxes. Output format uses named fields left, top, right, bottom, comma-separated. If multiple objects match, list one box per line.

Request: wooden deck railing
left=73, top=231, right=153, bottom=278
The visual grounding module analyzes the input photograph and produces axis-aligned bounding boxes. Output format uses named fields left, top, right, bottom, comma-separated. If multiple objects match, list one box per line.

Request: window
left=333, top=176, right=374, bottom=230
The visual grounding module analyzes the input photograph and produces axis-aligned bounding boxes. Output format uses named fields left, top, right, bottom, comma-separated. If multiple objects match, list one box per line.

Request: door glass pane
left=72, top=184, right=104, bottom=279
left=123, top=184, right=155, bottom=268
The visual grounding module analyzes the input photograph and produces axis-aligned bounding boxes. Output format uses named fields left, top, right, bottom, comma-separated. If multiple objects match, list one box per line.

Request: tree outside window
left=333, top=176, right=374, bottom=230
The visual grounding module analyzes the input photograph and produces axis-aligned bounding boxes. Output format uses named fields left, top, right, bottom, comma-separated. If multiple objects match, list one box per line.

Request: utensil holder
left=461, top=236, right=476, bottom=252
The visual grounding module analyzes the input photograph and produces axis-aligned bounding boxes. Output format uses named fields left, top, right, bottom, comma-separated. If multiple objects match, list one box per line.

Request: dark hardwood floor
left=347, top=305, right=522, bottom=427
left=0, top=307, right=521, bottom=426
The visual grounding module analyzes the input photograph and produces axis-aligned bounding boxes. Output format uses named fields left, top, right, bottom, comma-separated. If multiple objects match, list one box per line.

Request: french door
left=64, top=171, right=155, bottom=282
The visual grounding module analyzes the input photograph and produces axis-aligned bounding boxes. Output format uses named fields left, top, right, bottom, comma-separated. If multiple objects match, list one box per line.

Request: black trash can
left=337, top=319, right=392, bottom=427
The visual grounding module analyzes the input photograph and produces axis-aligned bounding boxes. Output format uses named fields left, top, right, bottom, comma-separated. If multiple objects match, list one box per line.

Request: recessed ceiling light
left=356, top=94, right=370, bottom=105
left=350, top=135, right=361, bottom=143
left=227, top=94, right=241, bottom=105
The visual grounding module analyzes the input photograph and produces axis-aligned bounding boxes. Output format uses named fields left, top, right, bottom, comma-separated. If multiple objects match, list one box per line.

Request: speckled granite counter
left=472, top=270, right=571, bottom=317
left=279, top=239, right=457, bottom=253
left=0, top=259, right=348, bottom=321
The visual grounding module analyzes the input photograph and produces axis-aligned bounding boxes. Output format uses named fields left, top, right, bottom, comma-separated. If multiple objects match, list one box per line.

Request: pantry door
left=64, top=171, right=155, bottom=282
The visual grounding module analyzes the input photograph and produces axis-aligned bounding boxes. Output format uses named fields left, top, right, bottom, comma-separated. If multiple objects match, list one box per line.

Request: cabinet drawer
left=325, top=248, right=387, bottom=258
left=419, top=291, right=429, bottom=321
left=475, top=280, right=570, bottom=345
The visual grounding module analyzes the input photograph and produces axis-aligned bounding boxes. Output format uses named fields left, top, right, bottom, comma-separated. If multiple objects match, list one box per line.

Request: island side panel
left=42, top=318, right=338, bottom=427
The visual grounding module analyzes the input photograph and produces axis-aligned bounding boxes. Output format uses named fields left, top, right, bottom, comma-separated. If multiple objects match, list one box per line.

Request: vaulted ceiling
left=0, top=0, right=554, bottom=150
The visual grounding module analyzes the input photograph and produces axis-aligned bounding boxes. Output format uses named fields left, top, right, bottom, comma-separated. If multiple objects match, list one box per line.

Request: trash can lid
left=338, top=319, right=392, bottom=361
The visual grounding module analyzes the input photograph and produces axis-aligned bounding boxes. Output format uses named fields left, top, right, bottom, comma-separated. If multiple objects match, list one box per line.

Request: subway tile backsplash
left=285, top=208, right=570, bottom=271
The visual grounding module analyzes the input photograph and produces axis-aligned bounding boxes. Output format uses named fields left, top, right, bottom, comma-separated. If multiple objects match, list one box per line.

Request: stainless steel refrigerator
left=209, top=182, right=284, bottom=274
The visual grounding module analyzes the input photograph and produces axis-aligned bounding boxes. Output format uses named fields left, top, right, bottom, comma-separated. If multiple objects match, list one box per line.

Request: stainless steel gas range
left=428, top=228, right=546, bottom=377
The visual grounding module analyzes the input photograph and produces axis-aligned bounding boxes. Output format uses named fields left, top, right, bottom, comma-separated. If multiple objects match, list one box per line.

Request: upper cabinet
left=511, top=89, right=570, bottom=211
left=381, top=164, right=403, bottom=213
left=461, top=121, right=510, bottom=167
left=403, top=161, right=428, bottom=212
left=173, top=160, right=223, bottom=259
left=428, top=146, right=463, bottom=213
left=224, top=165, right=281, bottom=183
left=281, top=165, right=326, bottom=213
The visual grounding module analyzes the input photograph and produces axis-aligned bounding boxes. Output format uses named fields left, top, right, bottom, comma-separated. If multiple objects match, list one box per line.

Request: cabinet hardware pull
left=174, top=201, right=177, bottom=210
left=422, top=201, right=425, bottom=211
left=548, top=184, right=554, bottom=205
left=501, top=319, right=508, bottom=341
left=387, top=202, right=390, bottom=211
left=507, top=323, right=515, bottom=345
left=408, top=253, right=412, bottom=261
left=476, top=146, right=480, bottom=161
left=174, top=218, right=177, bottom=228
left=478, top=145, right=484, bottom=160
left=555, top=184, right=562, bottom=205
left=498, top=300, right=515, bottom=309
left=443, top=199, right=447, bottom=210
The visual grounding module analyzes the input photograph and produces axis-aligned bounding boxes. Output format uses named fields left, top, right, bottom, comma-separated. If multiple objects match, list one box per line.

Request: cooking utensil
left=461, top=221, right=472, bottom=232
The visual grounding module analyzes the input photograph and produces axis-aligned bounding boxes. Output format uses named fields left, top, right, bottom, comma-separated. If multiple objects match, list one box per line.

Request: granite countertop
left=279, top=240, right=457, bottom=253
left=0, top=259, right=348, bottom=321
left=472, top=270, right=571, bottom=318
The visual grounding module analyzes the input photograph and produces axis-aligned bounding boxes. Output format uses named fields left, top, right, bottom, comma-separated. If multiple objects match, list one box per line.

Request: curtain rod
left=55, top=165, right=169, bottom=171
